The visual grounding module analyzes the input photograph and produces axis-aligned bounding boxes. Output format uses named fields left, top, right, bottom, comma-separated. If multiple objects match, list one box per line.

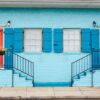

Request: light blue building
left=0, top=0, right=100, bottom=87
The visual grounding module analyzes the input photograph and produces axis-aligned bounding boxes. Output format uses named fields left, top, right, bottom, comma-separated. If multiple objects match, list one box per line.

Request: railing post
left=71, top=63, right=73, bottom=87
left=32, top=63, right=34, bottom=87
left=11, top=46, right=14, bottom=87
left=91, top=48, right=94, bottom=87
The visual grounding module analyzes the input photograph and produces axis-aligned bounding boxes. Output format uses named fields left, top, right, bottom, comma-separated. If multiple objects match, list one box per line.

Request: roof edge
left=0, top=2, right=100, bottom=8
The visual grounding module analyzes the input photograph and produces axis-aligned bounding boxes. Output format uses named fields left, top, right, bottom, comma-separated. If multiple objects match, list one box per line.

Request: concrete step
left=0, top=69, right=33, bottom=87
left=14, top=69, right=33, bottom=80
left=13, top=74, right=33, bottom=86
left=73, top=70, right=100, bottom=86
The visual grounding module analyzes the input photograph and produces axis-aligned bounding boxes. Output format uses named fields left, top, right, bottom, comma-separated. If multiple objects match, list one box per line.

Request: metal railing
left=3, top=47, right=100, bottom=87
left=13, top=53, right=34, bottom=86
left=2, top=47, right=35, bottom=87
left=71, top=53, right=92, bottom=86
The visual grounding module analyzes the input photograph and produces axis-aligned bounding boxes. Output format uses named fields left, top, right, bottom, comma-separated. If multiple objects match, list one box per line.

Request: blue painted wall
left=0, top=8, right=100, bottom=28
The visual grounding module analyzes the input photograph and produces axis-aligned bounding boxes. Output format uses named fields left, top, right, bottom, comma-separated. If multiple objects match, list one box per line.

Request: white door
left=63, top=29, right=81, bottom=52
left=24, top=29, right=42, bottom=52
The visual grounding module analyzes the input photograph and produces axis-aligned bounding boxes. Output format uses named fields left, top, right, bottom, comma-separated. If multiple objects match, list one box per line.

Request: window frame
left=23, top=28, right=43, bottom=53
left=63, top=28, right=82, bottom=53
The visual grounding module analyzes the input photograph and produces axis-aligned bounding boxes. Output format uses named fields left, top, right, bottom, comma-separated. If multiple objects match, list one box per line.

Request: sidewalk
left=0, top=87, right=100, bottom=100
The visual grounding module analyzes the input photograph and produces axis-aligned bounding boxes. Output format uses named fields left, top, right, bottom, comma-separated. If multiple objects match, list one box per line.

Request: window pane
left=63, top=29, right=81, bottom=52
left=24, top=29, right=42, bottom=52
left=24, top=46, right=31, bottom=52
left=24, top=39, right=31, bottom=45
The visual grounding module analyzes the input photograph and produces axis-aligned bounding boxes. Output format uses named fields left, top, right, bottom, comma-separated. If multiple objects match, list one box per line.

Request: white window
left=63, top=29, right=81, bottom=52
left=24, top=29, right=42, bottom=52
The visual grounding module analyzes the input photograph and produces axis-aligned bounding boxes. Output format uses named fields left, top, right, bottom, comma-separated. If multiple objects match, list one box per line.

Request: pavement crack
left=78, top=87, right=84, bottom=96
left=52, top=87, right=55, bottom=97
left=26, top=87, right=27, bottom=97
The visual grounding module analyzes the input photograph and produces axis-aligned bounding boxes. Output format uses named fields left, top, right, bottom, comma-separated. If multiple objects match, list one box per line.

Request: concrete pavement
left=0, top=87, right=100, bottom=99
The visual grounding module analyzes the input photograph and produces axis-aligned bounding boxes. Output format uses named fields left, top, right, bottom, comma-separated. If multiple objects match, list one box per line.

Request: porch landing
left=0, top=87, right=100, bottom=100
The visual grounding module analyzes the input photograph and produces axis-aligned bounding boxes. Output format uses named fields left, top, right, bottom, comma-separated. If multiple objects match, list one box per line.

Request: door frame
left=0, top=29, right=3, bottom=68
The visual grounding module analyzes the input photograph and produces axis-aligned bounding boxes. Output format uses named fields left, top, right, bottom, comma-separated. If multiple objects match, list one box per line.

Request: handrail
left=71, top=53, right=92, bottom=86
left=13, top=53, right=34, bottom=86
left=72, top=54, right=91, bottom=64
left=14, top=53, right=34, bottom=64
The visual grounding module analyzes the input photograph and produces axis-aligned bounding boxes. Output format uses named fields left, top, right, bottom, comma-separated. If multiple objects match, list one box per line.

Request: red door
left=0, top=29, right=3, bottom=68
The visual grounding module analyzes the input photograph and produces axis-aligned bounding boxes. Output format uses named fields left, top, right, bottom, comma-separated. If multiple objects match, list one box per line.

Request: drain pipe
left=91, top=48, right=94, bottom=87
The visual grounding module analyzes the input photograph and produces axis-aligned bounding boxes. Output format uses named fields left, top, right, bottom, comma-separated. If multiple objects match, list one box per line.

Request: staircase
left=14, top=73, right=33, bottom=86
left=13, top=53, right=34, bottom=87
left=73, top=69, right=100, bottom=86
left=0, top=50, right=34, bottom=87
left=0, top=69, right=33, bottom=87
left=71, top=53, right=92, bottom=86
left=71, top=50, right=100, bottom=87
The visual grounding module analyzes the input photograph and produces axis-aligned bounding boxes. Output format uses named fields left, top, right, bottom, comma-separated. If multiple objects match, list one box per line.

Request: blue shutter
left=91, top=29, right=99, bottom=50
left=43, top=28, right=52, bottom=52
left=14, top=28, right=23, bottom=52
left=5, top=28, right=14, bottom=49
left=54, top=28, right=63, bottom=53
left=91, top=29, right=100, bottom=68
left=92, top=51, right=100, bottom=69
left=4, top=28, right=13, bottom=69
left=81, top=28, right=91, bottom=53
